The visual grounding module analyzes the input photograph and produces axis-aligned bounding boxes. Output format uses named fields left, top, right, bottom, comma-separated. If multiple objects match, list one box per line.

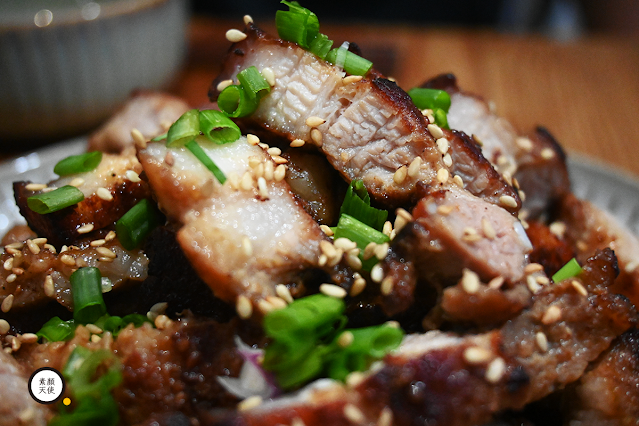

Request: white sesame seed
left=453, top=174, right=464, bottom=188
left=516, top=137, right=533, bottom=151
left=625, top=261, right=639, bottom=273
left=266, top=296, right=287, bottom=310
left=1, top=294, right=14, bottom=313
left=378, top=407, right=393, bottom=426
left=526, top=275, right=541, bottom=293
left=69, top=178, right=85, bottom=187
left=131, top=128, right=147, bottom=149
left=488, top=276, right=505, bottom=289
left=350, top=276, right=366, bottom=297
left=481, top=218, right=496, bottom=239
left=427, top=123, right=444, bottom=139
left=363, top=242, right=377, bottom=260
left=542, top=305, right=562, bottom=324
left=90, top=239, right=106, bottom=247
left=343, top=404, right=365, bottom=424
left=571, top=280, right=588, bottom=296
left=463, top=346, right=492, bottom=364
left=257, top=177, right=269, bottom=198
left=44, top=244, right=56, bottom=254
left=320, top=224, right=334, bottom=236
left=461, top=269, right=480, bottom=294
left=10, top=335, right=20, bottom=352
left=236, top=295, right=253, bottom=319
left=275, top=284, right=294, bottom=304
left=343, top=75, right=363, bottom=84
left=380, top=276, right=394, bottom=295
left=97, top=187, right=113, bottom=201
left=240, top=172, right=253, bottom=190
left=216, top=79, right=234, bottom=92
left=274, top=164, right=287, bottom=181
left=241, top=236, right=253, bottom=257
left=154, top=314, right=171, bottom=330
left=535, top=331, right=549, bottom=352
left=291, top=418, right=306, bottom=426
left=237, top=394, right=262, bottom=411
left=272, top=155, right=288, bottom=164
left=536, top=275, right=550, bottom=285
left=310, top=128, right=323, bottom=146
left=26, top=239, right=40, bottom=255
left=337, top=331, right=354, bottom=348
left=326, top=248, right=343, bottom=267
left=261, top=67, right=275, bottom=86
left=396, top=208, right=413, bottom=222
left=382, top=221, right=393, bottom=237
left=258, top=142, right=269, bottom=150
left=290, top=139, right=305, bottom=148
left=44, top=275, right=55, bottom=297
left=0, top=319, right=9, bottom=334
left=105, top=231, right=116, bottom=241
left=371, top=264, right=384, bottom=283
left=96, top=247, right=116, bottom=259
left=85, top=324, right=103, bottom=334
left=436, top=205, right=454, bottom=215
left=263, top=160, right=274, bottom=181
left=226, top=29, right=247, bottom=43
left=437, top=168, right=449, bottom=183
left=305, top=116, right=326, bottom=128
left=124, top=170, right=141, bottom=183
left=549, top=221, right=566, bottom=238
left=267, top=147, right=282, bottom=157
left=334, top=238, right=358, bottom=252
left=485, top=357, right=506, bottom=383
left=541, top=148, right=555, bottom=160
left=318, top=254, right=328, bottom=267
left=77, top=224, right=94, bottom=234
left=436, top=137, right=449, bottom=154
left=320, top=283, right=348, bottom=299
left=407, top=157, right=422, bottom=178
left=443, top=153, right=453, bottom=167
left=499, top=195, right=518, bottom=209
left=243, top=14, right=253, bottom=25
left=393, top=166, right=408, bottom=184
left=524, top=263, right=544, bottom=274
left=6, top=274, right=16, bottom=283
left=25, top=183, right=47, bottom=191
left=3, top=258, right=13, bottom=271
left=246, top=134, right=260, bottom=146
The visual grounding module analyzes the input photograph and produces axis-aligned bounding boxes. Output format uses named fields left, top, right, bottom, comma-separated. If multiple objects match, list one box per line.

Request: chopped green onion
left=115, top=198, right=164, bottom=250
left=339, top=180, right=388, bottom=231
left=71, top=267, right=107, bottom=325
left=326, top=46, right=372, bottom=76
left=166, top=109, right=200, bottom=147
left=199, top=109, right=241, bottom=144
left=552, top=258, right=583, bottom=282
left=333, top=214, right=390, bottom=271
left=217, top=84, right=259, bottom=118
left=309, top=33, right=333, bottom=60
left=237, top=66, right=271, bottom=100
left=407, top=88, right=452, bottom=112
left=54, top=151, right=102, bottom=176
left=52, top=347, right=121, bottom=426
left=185, top=140, right=227, bottom=184
left=433, top=108, right=449, bottom=129
left=36, top=316, right=76, bottom=342
left=27, top=185, right=84, bottom=214
left=276, top=0, right=319, bottom=49
left=151, top=132, right=167, bottom=142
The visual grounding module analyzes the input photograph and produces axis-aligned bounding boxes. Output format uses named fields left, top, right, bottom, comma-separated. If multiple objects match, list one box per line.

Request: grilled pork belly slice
left=556, top=192, right=639, bottom=308
left=566, top=328, right=639, bottom=426
left=207, top=249, right=636, bottom=426
left=14, top=147, right=151, bottom=247
left=16, top=315, right=262, bottom=425
left=0, top=237, right=148, bottom=317
left=138, top=136, right=349, bottom=312
left=424, top=74, right=569, bottom=218
left=87, top=90, right=191, bottom=153
left=211, top=24, right=506, bottom=210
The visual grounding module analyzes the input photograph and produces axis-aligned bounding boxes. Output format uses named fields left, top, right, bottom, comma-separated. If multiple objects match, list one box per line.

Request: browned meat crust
left=525, top=219, right=575, bottom=278
left=566, top=328, right=639, bottom=425
left=203, top=249, right=636, bottom=426
left=16, top=315, right=264, bottom=425
left=87, top=90, right=191, bottom=153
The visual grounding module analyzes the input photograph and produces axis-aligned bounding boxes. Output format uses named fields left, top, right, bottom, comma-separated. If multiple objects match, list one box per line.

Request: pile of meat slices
left=1, top=22, right=639, bottom=426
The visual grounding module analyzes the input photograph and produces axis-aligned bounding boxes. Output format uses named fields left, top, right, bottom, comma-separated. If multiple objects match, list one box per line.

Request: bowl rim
left=0, top=0, right=180, bottom=32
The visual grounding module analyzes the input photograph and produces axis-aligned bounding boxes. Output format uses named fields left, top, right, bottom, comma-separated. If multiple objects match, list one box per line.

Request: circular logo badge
left=28, top=367, right=66, bottom=404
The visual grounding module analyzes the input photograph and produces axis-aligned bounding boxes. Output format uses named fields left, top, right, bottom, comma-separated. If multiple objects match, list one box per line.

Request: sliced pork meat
left=0, top=236, right=148, bottom=317
left=424, top=74, right=569, bottom=218
left=205, top=249, right=636, bottom=426
left=14, top=148, right=151, bottom=247
left=138, top=136, right=351, bottom=314
left=525, top=219, right=576, bottom=278
left=556, top=192, right=639, bottom=308
left=0, top=349, right=49, bottom=426
left=210, top=24, right=520, bottom=213
left=87, top=90, right=191, bottom=153
left=566, top=328, right=639, bottom=426
left=16, top=315, right=263, bottom=425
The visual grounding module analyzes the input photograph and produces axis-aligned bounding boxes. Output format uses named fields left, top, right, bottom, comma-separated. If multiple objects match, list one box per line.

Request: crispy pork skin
left=567, top=329, right=639, bottom=426
left=87, top=90, right=191, bottom=153
left=205, top=249, right=636, bottom=426
left=138, top=136, right=350, bottom=311
left=557, top=192, right=639, bottom=308
left=14, top=148, right=151, bottom=247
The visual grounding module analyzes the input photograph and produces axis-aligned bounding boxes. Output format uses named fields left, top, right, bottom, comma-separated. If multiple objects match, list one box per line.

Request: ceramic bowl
left=0, top=0, right=189, bottom=142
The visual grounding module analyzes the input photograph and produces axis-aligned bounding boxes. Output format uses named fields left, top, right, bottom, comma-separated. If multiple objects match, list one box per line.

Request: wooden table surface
left=170, top=17, right=639, bottom=180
